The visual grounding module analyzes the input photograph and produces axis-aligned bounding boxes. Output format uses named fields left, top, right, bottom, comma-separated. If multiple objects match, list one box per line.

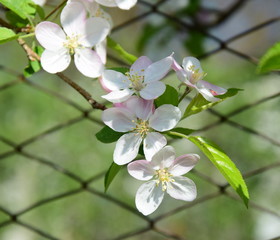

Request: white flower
left=101, top=55, right=173, bottom=103
left=128, top=145, right=199, bottom=215
left=95, top=0, right=137, bottom=10
left=68, top=0, right=113, bottom=63
left=102, top=96, right=181, bottom=165
left=175, top=57, right=227, bottom=102
left=35, top=2, right=110, bottom=77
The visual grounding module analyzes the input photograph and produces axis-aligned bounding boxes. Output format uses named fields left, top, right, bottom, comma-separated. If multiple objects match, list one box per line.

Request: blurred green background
left=0, top=0, right=280, bottom=239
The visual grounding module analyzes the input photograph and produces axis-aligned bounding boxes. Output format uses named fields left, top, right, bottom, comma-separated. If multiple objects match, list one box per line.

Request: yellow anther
left=131, top=119, right=150, bottom=138
left=188, top=65, right=207, bottom=84
left=125, top=72, right=145, bottom=91
left=155, top=169, right=174, bottom=191
left=63, top=35, right=81, bottom=55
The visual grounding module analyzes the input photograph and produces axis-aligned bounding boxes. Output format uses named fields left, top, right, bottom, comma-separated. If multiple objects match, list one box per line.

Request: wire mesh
left=0, top=0, right=280, bottom=239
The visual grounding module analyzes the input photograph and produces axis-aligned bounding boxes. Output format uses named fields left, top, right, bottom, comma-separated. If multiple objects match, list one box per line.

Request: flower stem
left=178, top=86, right=191, bottom=103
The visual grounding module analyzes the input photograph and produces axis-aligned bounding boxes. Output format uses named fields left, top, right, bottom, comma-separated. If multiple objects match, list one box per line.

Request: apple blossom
left=128, top=145, right=199, bottom=215
left=95, top=0, right=137, bottom=10
left=102, top=97, right=181, bottom=165
left=68, top=0, right=113, bottom=63
left=174, top=57, right=227, bottom=102
left=35, top=2, right=110, bottom=77
left=101, top=55, right=173, bottom=103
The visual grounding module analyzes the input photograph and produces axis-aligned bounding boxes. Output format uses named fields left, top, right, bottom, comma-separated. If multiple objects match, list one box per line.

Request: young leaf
left=257, top=42, right=280, bottom=73
left=104, top=162, right=122, bottom=192
left=0, top=0, right=36, bottom=19
left=96, top=126, right=124, bottom=143
left=23, top=46, right=43, bottom=77
left=0, top=27, right=18, bottom=44
left=169, top=131, right=249, bottom=207
left=6, top=11, right=29, bottom=28
left=107, top=37, right=137, bottom=65
left=182, top=88, right=241, bottom=119
left=155, top=85, right=179, bottom=107
left=165, top=127, right=195, bottom=138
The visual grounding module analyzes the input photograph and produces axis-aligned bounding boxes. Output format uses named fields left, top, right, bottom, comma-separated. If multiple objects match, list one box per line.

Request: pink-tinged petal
left=102, top=70, right=129, bottom=91
left=127, top=160, right=154, bottom=180
left=114, top=133, right=142, bottom=165
left=40, top=49, right=71, bottom=74
left=196, top=80, right=227, bottom=102
left=166, top=176, right=197, bottom=201
left=95, top=0, right=117, bottom=7
left=60, top=2, right=87, bottom=36
left=102, top=88, right=133, bottom=103
left=144, top=55, right=173, bottom=83
left=151, top=145, right=175, bottom=170
left=98, top=76, right=111, bottom=93
left=95, top=39, right=107, bottom=64
left=172, top=58, right=183, bottom=71
left=116, top=0, right=137, bottom=9
left=102, top=107, right=136, bottom=132
left=80, top=17, right=110, bottom=47
left=35, top=22, right=66, bottom=51
left=123, top=97, right=154, bottom=120
left=130, top=56, right=152, bottom=77
left=74, top=48, right=103, bottom=78
left=135, top=180, right=164, bottom=216
left=169, top=154, right=200, bottom=176
left=143, top=132, right=167, bottom=161
left=176, top=70, right=196, bottom=88
left=139, top=81, right=166, bottom=100
left=149, top=105, right=181, bottom=132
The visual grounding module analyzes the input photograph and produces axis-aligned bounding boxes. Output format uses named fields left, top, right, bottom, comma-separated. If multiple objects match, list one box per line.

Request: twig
left=17, top=38, right=106, bottom=110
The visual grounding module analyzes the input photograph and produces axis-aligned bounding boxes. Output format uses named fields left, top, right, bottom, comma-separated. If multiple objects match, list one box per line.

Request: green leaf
left=0, top=27, right=18, bottom=44
left=165, top=127, right=195, bottom=138
left=257, top=42, right=280, bottom=74
left=0, top=0, right=36, bottom=19
left=107, top=37, right=137, bottom=65
left=155, top=85, right=179, bottom=107
left=36, top=5, right=45, bottom=20
left=168, top=131, right=249, bottom=207
left=6, top=11, right=29, bottom=28
left=182, top=88, right=242, bottom=119
left=104, top=162, right=122, bottom=192
left=96, top=126, right=124, bottom=143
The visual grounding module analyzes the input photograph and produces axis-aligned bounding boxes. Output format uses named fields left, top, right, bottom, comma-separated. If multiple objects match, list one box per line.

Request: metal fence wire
left=0, top=0, right=280, bottom=239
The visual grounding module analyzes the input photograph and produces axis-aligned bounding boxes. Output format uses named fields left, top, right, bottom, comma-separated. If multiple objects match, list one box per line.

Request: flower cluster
left=34, top=0, right=228, bottom=215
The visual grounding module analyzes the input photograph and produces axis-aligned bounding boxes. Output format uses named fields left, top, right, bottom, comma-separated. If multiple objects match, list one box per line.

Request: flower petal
left=169, top=154, right=200, bottom=176
left=102, top=88, right=133, bottom=103
left=35, top=22, right=66, bottom=51
left=182, top=57, right=204, bottom=83
left=127, top=160, right=154, bottom=180
left=122, top=97, right=154, bottom=120
left=40, top=49, right=71, bottom=74
left=95, top=39, right=107, bottom=64
left=149, top=105, right=181, bottom=132
left=79, top=17, right=110, bottom=47
left=102, top=70, right=129, bottom=91
left=130, top=56, right=152, bottom=77
left=144, top=55, right=173, bottom=83
left=150, top=145, right=175, bottom=170
left=114, top=133, right=142, bottom=165
left=176, top=69, right=196, bottom=88
left=102, top=107, right=136, bottom=132
left=116, top=0, right=137, bottom=9
left=135, top=180, right=164, bottom=216
left=139, top=81, right=166, bottom=100
left=74, top=48, right=104, bottom=78
left=95, top=0, right=117, bottom=7
left=143, top=132, right=167, bottom=161
left=196, top=80, right=227, bottom=102
left=167, top=176, right=197, bottom=201
left=60, top=2, right=87, bottom=36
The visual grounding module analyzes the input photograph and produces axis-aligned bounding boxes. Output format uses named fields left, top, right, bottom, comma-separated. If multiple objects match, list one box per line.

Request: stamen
left=188, top=65, right=207, bottom=84
left=131, top=119, right=150, bottom=138
left=125, top=72, right=145, bottom=91
left=63, top=35, right=81, bottom=55
left=155, top=169, right=175, bottom=191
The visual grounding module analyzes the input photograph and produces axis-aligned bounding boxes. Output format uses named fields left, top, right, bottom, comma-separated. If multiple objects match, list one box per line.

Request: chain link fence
left=0, top=0, right=280, bottom=239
